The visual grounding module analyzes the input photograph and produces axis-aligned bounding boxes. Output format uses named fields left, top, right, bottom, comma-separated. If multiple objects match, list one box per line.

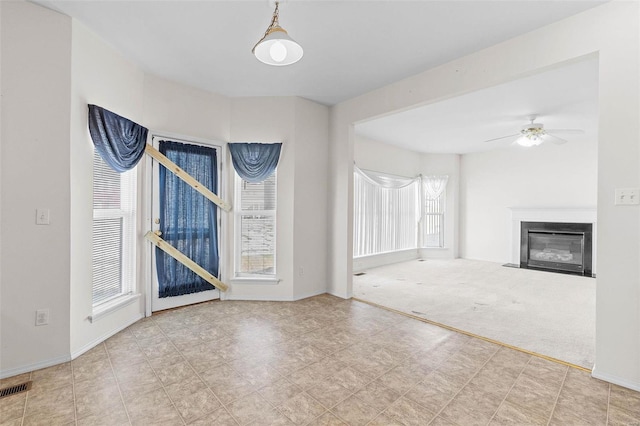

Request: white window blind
left=92, top=151, right=137, bottom=306
left=235, top=172, right=276, bottom=276
left=353, top=168, right=420, bottom=257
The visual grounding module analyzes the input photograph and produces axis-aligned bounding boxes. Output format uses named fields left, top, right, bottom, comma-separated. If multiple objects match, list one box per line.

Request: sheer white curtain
left=353, top=166, right=420, bottom=257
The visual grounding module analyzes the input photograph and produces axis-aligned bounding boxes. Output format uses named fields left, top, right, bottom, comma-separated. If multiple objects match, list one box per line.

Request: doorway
left=150, top=135, right=224, bottom=312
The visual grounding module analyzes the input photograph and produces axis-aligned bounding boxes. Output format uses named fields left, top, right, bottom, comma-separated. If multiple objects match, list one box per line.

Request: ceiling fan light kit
left=484, top=117, right=583, bottom=147
left=517, top=122, right=545, bottom=147
left=252, top=1, right=303, bottom=66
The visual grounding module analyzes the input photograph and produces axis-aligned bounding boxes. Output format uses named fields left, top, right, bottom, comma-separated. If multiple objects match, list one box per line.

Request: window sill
left=231, top=277, right=281, bottom=285
left=89, top=293, right=141, bottom=323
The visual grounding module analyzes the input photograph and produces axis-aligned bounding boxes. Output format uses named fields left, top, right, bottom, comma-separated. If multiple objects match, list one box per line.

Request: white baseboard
left=71, top=313, right=143, bottom=360
left=327, top=289, right=350, bottom=300
left=223, top=295, right=295, bottom=301
left=0, top=354, right=72, bottom=379
left=419, top=247, right=455, bottom=259
left=592, top=364, right=640, bottom=391
left=353, top=249, right=419, bottom=273
left=0, top=313, right=144, bottom=379
left=223, top=289, right=328, bottom=302
left=293, top=289, right=326, bottom=301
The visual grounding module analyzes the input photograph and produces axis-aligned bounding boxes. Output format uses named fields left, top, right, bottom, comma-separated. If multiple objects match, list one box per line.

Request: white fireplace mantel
left=507, top=208, right=597, bottom=273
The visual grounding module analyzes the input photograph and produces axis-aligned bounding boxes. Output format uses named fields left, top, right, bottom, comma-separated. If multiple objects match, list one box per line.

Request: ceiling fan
left=484, top=116, right=584, bottom=147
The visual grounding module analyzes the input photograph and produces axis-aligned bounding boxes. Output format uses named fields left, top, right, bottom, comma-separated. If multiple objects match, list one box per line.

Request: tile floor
left=1, top=294, right=639, bottom=426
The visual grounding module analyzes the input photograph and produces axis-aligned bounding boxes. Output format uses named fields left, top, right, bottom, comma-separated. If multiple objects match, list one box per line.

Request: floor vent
left=0, top=381, right=32, bottom=399
left=354, top=272, right=366, bottom=276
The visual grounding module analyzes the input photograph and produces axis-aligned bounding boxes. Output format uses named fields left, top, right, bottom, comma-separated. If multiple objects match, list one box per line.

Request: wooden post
left=145, top=231, right=229, bottom=292
left=145, top=144, right=231, bottom=212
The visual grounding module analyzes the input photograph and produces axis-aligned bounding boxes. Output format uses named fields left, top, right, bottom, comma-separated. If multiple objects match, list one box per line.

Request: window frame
left=91, top=151, right=137, bottom=310
left=233, top=171, right=277, bottom=278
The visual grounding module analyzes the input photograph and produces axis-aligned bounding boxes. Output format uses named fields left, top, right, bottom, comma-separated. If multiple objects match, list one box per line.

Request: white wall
left=1, top=1, right=72, bottom=374
left=292, top=98, right=330, bottom=300
left=328, top=2, right=640, bottom=389
left=228, top=97, right=297, bottom=300
left=142, top=74, right=230, bottom=143
left=227, top=97, right=330, bottom=301
left=69, top=21, right=146, bottom=358
left=460, top=138, right=597, bottom=263
left=354, top=135, right=423, bottom=177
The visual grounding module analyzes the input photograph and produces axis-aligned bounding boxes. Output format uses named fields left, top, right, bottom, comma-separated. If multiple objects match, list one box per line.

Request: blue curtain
left=88, top=105, right=148, bottom=172
left=228, top=143, right=282, bottom=183
left=156, top=141, right=219, bottom=298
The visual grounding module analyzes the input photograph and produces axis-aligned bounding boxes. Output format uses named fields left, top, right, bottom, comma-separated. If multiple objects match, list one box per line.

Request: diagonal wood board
left=145, top=144, right=231, bottom=212
left=145, top=231, right=228, bottom=292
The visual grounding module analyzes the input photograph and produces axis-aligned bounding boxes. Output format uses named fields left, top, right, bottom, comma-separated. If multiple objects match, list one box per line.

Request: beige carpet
left=353, top=258, right=595, bottom=368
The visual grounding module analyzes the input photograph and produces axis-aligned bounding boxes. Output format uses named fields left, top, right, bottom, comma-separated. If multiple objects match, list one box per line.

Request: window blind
left=92, top=151, right=137, bottom=306
left=236, top=172, right=276, bottom=276
left=353, top=170, right=419, bottom=257
left=92, top=217, right=123, bottom=302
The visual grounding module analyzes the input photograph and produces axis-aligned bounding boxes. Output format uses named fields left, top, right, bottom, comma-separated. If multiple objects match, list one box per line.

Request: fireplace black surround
left=520, top=221, right=593, bottom=276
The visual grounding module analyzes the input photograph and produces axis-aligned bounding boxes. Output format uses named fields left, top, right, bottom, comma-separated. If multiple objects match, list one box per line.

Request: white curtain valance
left=354, top=164, right=420, bottom=189
left=422, top=175, right=449, bottom=199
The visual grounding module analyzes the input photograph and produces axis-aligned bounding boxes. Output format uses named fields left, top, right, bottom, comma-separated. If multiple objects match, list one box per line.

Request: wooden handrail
left=145, top=144, right=231, bottom=212
left=145, top=231, right=228, bottom=292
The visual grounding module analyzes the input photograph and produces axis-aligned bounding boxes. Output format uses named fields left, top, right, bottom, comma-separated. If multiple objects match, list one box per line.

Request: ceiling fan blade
left=545, top=134, right=567, bottom=145
left=483, top=133, right=520, bottom=143
left=546, top=129, right=585, bottom=134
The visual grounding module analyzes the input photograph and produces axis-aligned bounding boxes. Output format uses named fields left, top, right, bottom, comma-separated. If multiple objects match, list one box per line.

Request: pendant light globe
left=252, top=2, right=303, bottom=66
left=253, top=26, right=303, bottom=66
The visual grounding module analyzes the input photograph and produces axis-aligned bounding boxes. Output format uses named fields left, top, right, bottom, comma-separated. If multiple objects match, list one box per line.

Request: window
left=234, top=172, right=276, bottom=276
left=92, top=151, right=137, bottom=306
left=421, top=189, right=445, bottom=248
left=420, top=176, right=447, bottom=248
left=353, top=169, right=420, bottom=257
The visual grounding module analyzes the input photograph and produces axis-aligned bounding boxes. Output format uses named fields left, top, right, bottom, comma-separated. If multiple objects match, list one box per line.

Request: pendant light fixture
left=252, top=1, right=303, bottom=66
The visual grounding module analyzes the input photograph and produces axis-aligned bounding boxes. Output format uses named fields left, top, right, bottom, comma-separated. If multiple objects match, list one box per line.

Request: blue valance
left=228, top=142, right=282, bottom=183
left=88, top=104, right=148, bottom=172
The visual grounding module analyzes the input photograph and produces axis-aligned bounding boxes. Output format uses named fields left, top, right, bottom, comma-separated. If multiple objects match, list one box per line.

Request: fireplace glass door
left=520, top=222, right=593, bottom=276
left=528, top=232, right=584, bottom=273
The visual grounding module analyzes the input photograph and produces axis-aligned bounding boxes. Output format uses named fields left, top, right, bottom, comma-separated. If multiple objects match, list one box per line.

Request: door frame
left=143, top=132, right=228, bottom=316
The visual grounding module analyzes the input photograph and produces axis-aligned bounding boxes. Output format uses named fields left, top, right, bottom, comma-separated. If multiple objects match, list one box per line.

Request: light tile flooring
left=1, top=294, right=639, bottom=426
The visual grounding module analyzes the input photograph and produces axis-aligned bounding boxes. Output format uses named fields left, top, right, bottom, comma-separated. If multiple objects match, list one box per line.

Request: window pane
left=422, top=192, right=445, bottom=248
left=240, top=174, right=276, bottom=211
left=422, top=213, right=444, bottom=248
left=236, top=170, right=277, bottom=277
left=239, top=214, right=275, bottom=275
left=93, top=151, right=121, bottom=209
left=92, top=217, right=123, bottom=303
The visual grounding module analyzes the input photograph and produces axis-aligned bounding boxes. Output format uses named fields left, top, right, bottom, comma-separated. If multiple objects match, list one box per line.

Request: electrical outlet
left=615, top=188, right=640, bottom=205
left=298, top=267, right=304, bottom=276
left=36, top=309, right=49, bottom=326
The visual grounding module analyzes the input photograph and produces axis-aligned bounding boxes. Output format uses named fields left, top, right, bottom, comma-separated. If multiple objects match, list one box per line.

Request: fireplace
left=520, top=222, right=593, bottom=276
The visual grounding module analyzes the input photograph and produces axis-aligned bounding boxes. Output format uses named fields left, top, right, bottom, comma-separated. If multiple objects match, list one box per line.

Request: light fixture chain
left=253, top=1, right=280, bottom=52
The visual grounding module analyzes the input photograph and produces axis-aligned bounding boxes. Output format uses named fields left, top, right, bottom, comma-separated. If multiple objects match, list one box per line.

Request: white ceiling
left=35, top=0, right=605, bottom=106
left=355, top=58, right=599, bottom=154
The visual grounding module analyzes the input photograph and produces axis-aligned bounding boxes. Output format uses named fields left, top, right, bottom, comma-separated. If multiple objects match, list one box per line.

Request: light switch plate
left=615, top=188, right=640, bottom=205
left=36, top=208, right=50, bottom=225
